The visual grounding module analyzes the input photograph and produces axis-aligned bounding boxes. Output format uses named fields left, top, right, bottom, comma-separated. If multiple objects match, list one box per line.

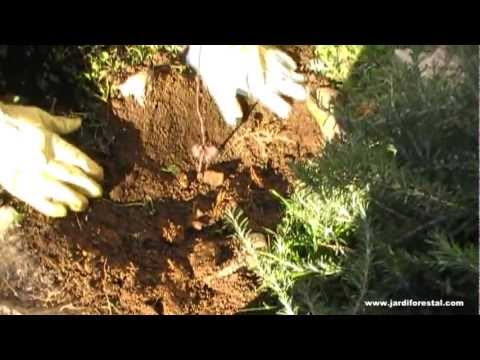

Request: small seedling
left=161, top=164, right=181, bottom=176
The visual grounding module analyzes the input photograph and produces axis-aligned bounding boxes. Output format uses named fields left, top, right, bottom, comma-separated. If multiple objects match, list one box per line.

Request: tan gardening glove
left=187, top=45, right=307, bottom=126
left=0, top=102, right=103, bottom=218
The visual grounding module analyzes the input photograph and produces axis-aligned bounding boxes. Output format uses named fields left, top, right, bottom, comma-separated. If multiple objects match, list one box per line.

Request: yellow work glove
left=0, top=102, right=103, bottom=218
left=186, top=45, right=307, bottom=126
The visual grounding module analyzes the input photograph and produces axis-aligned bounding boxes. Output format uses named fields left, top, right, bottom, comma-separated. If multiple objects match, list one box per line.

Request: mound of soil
left=1, top=60, right=326, bottom=314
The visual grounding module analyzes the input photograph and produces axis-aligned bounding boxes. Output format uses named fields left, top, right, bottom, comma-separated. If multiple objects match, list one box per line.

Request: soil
left=0, top=48, right=328, bottom=314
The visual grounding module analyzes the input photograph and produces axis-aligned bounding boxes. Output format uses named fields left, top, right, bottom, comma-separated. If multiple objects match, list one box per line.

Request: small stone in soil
left=202, top=170, right=224, bottom=188
left=191, top=221, right=204, bottom=231
left=248, top=232, right=268, bottom=249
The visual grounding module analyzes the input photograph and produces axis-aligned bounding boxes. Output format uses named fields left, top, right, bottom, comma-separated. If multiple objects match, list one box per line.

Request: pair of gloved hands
left=0, top=45, right=307, bottom=218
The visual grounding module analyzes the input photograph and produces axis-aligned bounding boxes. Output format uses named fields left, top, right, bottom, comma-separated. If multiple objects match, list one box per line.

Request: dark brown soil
left=1, top=51, right=327, bottom=314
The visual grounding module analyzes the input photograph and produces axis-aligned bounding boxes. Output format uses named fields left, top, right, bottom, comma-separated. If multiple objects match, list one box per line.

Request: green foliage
left=160, top=164, right=181, bottom=176
left=226, top=45, right=479, bottom=315
left=79, top=45, right=184, bottom=102
left=309, top=45, right=370, bottom=83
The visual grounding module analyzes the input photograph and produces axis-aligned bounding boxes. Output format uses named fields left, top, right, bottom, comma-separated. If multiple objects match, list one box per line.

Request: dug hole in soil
left=2, top=58, right=328, bottom=314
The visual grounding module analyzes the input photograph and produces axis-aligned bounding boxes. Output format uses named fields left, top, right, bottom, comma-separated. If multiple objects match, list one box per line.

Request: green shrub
left=226, top=45, right=478, bottom=315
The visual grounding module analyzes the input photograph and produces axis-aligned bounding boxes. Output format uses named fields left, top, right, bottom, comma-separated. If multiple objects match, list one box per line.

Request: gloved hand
left=0, top=102, right=103, bottom=218
left=186, top=45, right=307, bottom=126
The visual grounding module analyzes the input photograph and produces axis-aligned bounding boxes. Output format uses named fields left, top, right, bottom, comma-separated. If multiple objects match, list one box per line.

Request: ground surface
left=0, top=48, right=329, bottom=314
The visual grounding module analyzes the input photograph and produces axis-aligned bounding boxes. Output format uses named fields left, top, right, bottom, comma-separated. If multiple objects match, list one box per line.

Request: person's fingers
left=186, top=45, right=202, bottom=70
left=31, top=198, right=68, bottom=218
left=3, top=167, right=93, bottom=217
left=0, top=103, right=82, bottom=134
left=263, top=49, right=306, bottom=100
left=206, top=82, right=243, bottom=126
left=18, top=194, right=68, bottom=218
left=37, top=175, right=89, bottom=213
left=267, top=53, right=305, bottom=84
left=51, top=135, right=104, bottom=181
left=216, top=95, right=243, bottom=126
left=0, top=173, right=67, bottom=218
left=40, top=112, right=82, bottom=134
left=275, top=77, right=308, bottom=101
left=268, top=49, right=298, bottom=71
left=45, top=160, right=103, bottom=198
left=281, top=69, right=305, bottom=83
left=257, top=91, right=292, bottom=120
